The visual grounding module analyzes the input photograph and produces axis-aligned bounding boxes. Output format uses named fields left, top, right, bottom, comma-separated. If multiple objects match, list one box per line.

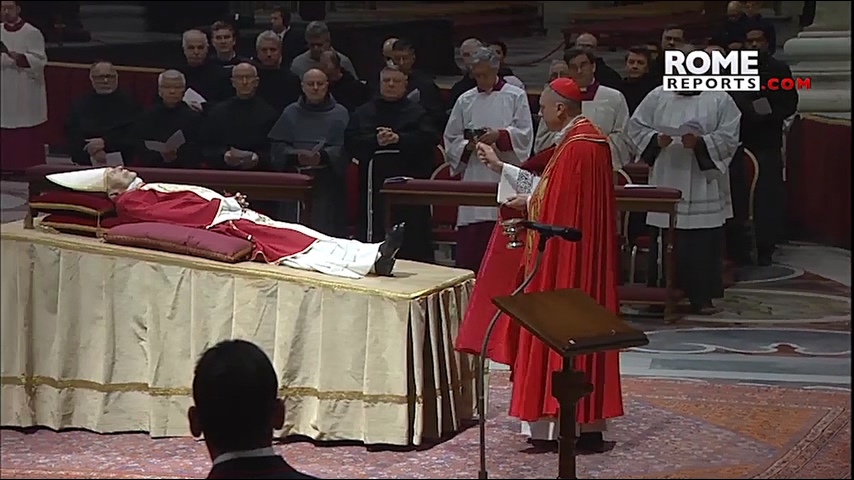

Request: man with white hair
left=443, top=46, right=533, bottom=273
left=253, top=30, right=301, bottom=114
left=290, top=21, right=358, bottom=80
left=573, top=32, right=622, bottom=89
left=446, top=38, right=524, bottom=111
left=199, top=63, right=278, bottom=175
left=64, top=61, right=142, bottom=166
left=627, top=44, right=741, bottom=315
left=1, top=0, right=47, bottom=175
left=172, top=29, right=231, bottom=112
left=132, top=70, right=203, bottom=168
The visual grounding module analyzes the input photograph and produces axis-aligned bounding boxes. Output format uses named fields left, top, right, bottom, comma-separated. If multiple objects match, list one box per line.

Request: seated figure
left=45, top=167, right=404, bottom=279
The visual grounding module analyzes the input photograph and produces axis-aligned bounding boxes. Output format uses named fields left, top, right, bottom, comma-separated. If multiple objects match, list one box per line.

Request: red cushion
left=615, top=186, right=682, bottom=200
left=39, top=213, right=131, bottom=237
left=29, top=191, right=115, bottom=216
left=622, top=163, right=650, bottom=183
left=619, top=285, right=685, bottom=303
left=432, top=228, right=457, bottom=243
left=383, top=178, right=497, bottom=195
left=103, top=222, right=253, bottom=263
left=430, top=163, right=461, bottom=229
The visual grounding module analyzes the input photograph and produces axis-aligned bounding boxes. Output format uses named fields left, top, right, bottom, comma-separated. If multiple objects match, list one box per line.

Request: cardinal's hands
left=503, top=194, right=528, bottom=211
left=476, top=142, right=503, bottom=173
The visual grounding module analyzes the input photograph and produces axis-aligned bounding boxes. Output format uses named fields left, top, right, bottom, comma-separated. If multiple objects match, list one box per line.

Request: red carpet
left=1, top=374, right=850, bottom=479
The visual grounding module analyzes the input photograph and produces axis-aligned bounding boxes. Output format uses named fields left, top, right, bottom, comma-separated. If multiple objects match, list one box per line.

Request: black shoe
left=575, top=432, right=606, bottom=453
left=374, top=223, right=405, bottom=276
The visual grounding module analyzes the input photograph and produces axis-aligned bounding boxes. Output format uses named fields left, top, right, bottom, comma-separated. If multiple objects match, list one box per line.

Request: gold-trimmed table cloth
left=0, top=221, right=476, bottom=445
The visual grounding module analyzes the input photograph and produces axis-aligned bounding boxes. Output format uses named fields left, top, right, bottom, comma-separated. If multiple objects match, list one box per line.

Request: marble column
left=782, top=1, right=852, bottom=118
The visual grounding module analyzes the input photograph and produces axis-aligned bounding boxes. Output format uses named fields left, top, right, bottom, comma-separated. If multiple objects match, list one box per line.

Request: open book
left=144, top=130, right=186, bottom=153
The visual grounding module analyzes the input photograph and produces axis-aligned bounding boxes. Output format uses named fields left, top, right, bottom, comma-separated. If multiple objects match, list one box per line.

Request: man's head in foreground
left=539, top=78, right=583, bottom=132
left=189, top=339, right=285, bottom=460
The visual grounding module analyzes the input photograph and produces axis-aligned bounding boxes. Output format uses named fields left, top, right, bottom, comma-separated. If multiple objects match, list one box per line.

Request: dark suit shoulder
left=207, top=455, right=318, bottom=479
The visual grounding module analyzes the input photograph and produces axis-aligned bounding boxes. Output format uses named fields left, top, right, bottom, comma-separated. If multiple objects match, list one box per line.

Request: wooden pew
left=24, top=164, right=314, bottom=229
left=381, top=178, right=684, bottom=322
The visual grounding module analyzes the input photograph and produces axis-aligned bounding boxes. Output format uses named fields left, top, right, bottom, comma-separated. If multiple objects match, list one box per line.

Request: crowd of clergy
left=1, top=1, right=796, bottom=315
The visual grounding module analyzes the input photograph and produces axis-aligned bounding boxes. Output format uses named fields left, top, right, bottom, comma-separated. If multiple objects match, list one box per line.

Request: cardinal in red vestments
left=45, top=166, right=404, bottom=279
left=454, top=77, right=622, bottom=452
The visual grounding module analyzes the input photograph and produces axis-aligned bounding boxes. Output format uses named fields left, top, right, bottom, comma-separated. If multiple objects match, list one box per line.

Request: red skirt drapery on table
left=785, top=115, right=852, bottom=250
left=43, top=62, right=162, bottom=150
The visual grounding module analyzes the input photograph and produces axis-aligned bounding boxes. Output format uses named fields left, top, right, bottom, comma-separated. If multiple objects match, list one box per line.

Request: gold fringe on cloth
left=0, top=222, right=477, bottom=445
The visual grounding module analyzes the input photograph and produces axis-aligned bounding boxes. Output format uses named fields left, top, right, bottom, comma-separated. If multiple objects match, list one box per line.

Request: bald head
left=574, top=33, right=598, bottom=50
left=302, top=68, right=329, bottom=102
left=231, top=62, right=259, bottom=98
left=382, top=37, right=398, bottom=59
left=232, top=62, right=257, bottom=77
left=727, top=1, right=742, bottom=15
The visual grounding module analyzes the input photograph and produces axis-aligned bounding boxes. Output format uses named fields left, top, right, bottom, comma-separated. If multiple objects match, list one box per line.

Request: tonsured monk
left=454, top=78, right=622, bottom=452
left=46, top=167, right=404, bottom=279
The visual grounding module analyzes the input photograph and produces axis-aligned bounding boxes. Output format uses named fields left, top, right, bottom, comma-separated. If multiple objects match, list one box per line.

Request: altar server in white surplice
left=0, top=0, right=47, bottom=174
left=443, top=46, right=533, bottom=273
left=627, top=58, right=741, bottom=315
left=563, top=47, right=634, bottom=168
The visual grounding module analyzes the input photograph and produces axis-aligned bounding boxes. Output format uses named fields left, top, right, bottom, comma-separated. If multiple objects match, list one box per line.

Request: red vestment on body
left=454, top=117, right=623, bottom=424
left=114, top=187, right=317, bottom=262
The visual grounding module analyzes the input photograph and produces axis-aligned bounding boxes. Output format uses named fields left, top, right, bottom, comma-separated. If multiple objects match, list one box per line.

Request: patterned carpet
left=1, top=373, right=850, bottom=479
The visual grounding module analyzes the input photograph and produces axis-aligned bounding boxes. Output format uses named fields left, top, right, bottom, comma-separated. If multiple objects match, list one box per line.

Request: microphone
left=519, top=220, right=582, bottom=242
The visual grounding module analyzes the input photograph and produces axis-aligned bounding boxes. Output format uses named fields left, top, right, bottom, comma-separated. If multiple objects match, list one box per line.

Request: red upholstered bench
left=618, top=285, right=685, bottom=304
left=24, top=164, right=314, bottom=229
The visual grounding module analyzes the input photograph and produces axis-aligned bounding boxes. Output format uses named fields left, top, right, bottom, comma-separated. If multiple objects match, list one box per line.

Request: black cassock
left=255, top=62, right=302, bottom=115
left=63, top=90, right=142, bottom=165
left=131, top=102, right=203, bottom=168
left=345, top=96, right=438, bottom=263
left=200, top=95, right=279, bottom=170
left=731, top=55, right=799, bottom=262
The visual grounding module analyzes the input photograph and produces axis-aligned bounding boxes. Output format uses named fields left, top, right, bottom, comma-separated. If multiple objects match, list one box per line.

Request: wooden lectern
left=493, top=288, right=649, bottom=479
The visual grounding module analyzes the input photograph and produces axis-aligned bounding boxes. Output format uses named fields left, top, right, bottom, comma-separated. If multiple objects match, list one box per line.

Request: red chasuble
left=114, top=188, right=317, bottom=262
left=455, top=117, right=623, bottom=423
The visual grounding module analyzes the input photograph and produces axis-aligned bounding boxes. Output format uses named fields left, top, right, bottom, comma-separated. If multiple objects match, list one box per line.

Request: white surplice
left=533, top=85, right=633, bottom=168
left=0, top=21, right=47, bottom=129
left=627, top=87, right=741, bottom=230
left=443, top=83, right=533, bottom=227
left=137, top=182, right=382, bottom=279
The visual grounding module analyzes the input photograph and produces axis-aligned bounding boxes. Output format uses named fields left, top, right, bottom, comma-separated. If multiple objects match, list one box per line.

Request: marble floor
left=2, top=177, right=851, bottom=392
left=489, top=244, right=852, bottom=391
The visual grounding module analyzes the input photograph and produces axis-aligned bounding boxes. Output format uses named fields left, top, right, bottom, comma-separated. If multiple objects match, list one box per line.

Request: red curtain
left=44, top=64, right=162, bottom=149
left=786, top=115, right=852, bottom=249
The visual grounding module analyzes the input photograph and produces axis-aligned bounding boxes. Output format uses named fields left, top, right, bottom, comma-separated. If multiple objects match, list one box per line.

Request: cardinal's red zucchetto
left=548, top=77, right=582, bottom=101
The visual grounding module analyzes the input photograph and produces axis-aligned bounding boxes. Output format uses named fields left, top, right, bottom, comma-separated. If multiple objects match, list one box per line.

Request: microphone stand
left=477, top=232, right=553, bottom=480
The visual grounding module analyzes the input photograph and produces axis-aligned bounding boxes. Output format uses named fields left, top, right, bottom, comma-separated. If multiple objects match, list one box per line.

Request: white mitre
left=45, top=168, right=109, bottom=192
